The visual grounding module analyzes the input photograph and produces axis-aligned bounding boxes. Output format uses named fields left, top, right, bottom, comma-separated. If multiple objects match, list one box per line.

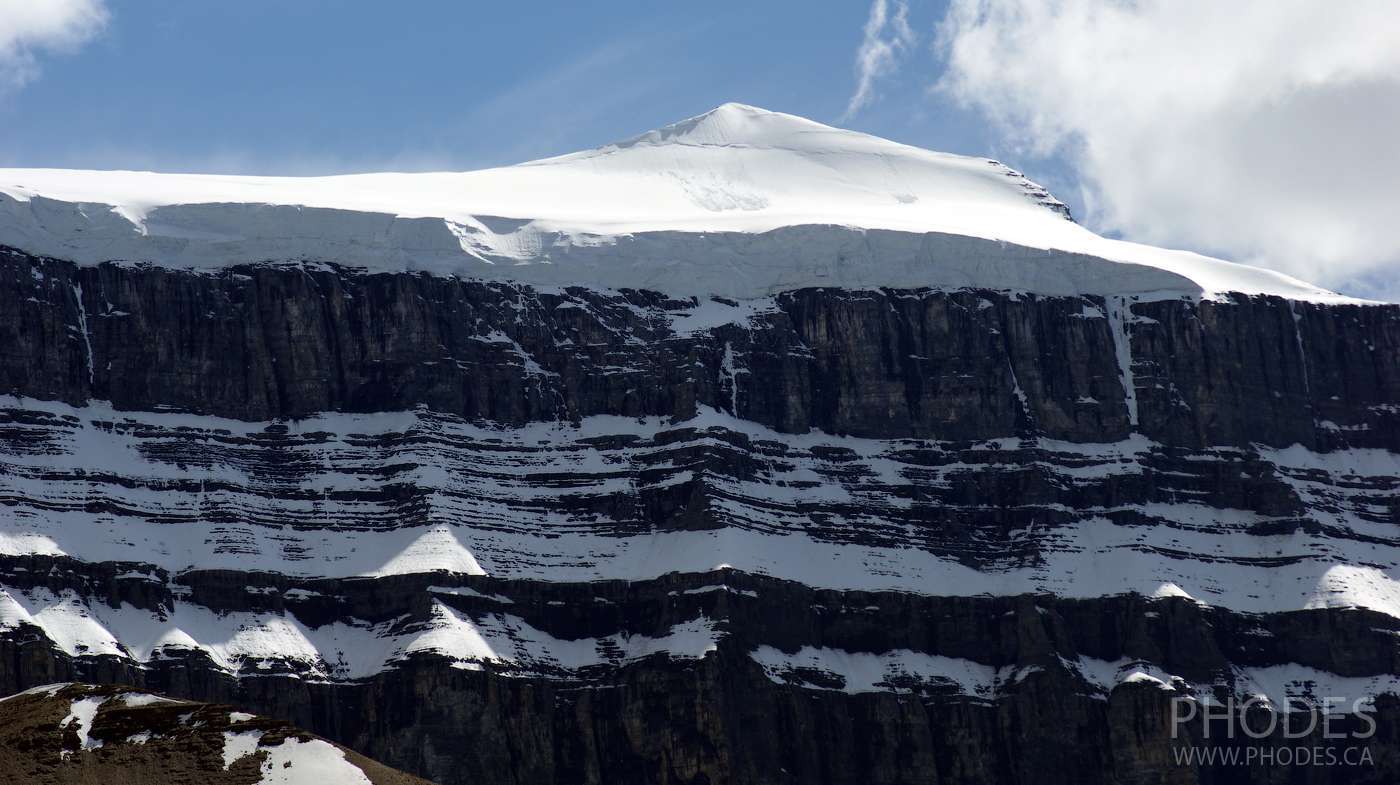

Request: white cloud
left=843, top=0, right=915, bottom=121
left=0, top=0, right=108, bottom=90
left=936, top=0, right=1400, bottom=297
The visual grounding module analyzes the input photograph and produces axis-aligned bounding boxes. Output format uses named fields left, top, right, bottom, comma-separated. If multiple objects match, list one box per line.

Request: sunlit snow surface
left=0, top=104, right=1353, bottom=303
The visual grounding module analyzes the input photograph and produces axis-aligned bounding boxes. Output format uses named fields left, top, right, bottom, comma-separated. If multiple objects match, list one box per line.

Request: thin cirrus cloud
left=842, top=0, right=915, bottom=121
left=0, top=0, right=108, bottom=90
left=934, top=0, right=1400, bottom=299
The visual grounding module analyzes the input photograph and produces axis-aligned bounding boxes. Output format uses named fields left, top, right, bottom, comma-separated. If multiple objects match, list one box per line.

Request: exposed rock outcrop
left=2, top=247, right=1399, bottom=784
left=0, top=682, right=430, bottom=785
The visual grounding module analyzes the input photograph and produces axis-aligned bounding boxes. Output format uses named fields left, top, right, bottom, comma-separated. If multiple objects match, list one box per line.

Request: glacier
left=0, top=103, right=1356, bottom=303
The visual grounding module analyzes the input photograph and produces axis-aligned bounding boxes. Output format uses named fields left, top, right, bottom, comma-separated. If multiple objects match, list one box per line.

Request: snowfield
left=0, top=103, right=1355, bottom=303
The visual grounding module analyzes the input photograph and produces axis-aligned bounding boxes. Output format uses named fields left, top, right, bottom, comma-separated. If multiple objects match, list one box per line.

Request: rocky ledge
left=1, top=247, right=1398, bottom=784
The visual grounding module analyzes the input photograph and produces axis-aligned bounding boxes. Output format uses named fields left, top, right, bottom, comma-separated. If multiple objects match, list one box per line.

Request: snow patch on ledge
left=0, top=586, right=720, bottom=681
left=59, top=695, right=105, bottom=757
left=752, top=646, right=1400, bottom=710
left=3, top=395, right=1400, bottom=618
left=1073, top=657, right=1400, bottom=713
left=751, top=645, right=1010, bottom=697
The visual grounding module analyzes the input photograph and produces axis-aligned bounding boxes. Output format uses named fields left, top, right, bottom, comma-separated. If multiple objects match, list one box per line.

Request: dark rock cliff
left=4, top=246, right=1396, bottom=448
left=2, top=246, right=1399, bottom=785
left=4, top=564, right=1399, bottom=785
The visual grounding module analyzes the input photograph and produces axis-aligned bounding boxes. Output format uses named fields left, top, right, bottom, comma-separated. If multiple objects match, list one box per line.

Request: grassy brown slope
left=0, top=683, right=434, bottom=785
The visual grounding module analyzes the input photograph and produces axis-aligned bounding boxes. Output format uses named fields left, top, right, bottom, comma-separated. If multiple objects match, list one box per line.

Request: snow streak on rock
left=1105, top=296, right=1139, bottom=427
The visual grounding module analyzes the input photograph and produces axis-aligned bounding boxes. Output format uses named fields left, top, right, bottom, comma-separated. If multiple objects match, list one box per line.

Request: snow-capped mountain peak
left=590, top=102, right=950, bottom=162
left=534, top=101, right=1071, bottom=221
left=607, top=102, right=822, bottom=149
left=0, top=103, right=1353, bottom=303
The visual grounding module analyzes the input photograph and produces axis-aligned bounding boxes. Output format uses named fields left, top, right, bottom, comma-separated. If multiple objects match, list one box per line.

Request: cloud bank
left=937, top=0, right=1400, bottom=298
left=843, top=0, right=915, bottom=121
left=0, top=0, right=108, bottom=90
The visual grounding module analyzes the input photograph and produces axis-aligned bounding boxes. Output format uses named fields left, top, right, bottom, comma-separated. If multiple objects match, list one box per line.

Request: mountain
left=0, top=682, right=430, bottom=784
left=0, top=103, right=1347, bottom=302
left=1, top=105, right=1398, bottom=784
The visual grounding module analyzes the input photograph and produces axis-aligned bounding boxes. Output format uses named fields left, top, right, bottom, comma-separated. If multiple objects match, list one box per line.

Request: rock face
left=3, top=246, right=1397, bottom=445
left=2, top=245, right=1400, bottom=785
left=0, top=681, right=431, bottom=785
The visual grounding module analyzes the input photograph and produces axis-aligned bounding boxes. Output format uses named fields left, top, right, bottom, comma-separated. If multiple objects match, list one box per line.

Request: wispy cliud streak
left=935, top=0, right=1400, bottom=301
left=842, top=0, right=914, bottom=121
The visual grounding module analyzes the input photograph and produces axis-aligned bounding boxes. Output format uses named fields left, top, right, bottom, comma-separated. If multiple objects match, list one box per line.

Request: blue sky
left=0, top=2, right=994, bottom=172
left=1, top=1, right=1397, bottom=298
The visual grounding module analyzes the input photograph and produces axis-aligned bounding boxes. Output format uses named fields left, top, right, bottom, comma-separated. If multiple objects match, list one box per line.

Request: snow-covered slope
left=0, top=103, right=1351, bottom=302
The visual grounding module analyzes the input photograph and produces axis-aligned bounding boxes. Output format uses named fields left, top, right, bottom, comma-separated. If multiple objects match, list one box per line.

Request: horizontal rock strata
left=2, top=248, right=1399, bottom=784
